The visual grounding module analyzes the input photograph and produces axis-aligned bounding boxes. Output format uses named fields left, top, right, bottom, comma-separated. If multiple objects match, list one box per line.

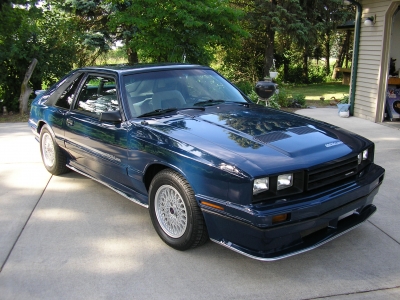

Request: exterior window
left=55, top=73, right=84, bottom=109
left=75, top=75, right=119, bottom=115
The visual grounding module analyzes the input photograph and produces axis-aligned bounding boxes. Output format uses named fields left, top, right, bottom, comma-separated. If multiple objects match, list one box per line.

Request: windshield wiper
left=193, top=99, right=226, bottom=107
left=137, top=108, right=177, bottom=118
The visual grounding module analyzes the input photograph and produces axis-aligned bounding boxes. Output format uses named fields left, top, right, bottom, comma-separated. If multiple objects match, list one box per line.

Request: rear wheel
left=39, top=125, right=69, bottom=175
left=149, top=169, right=208, bottom=250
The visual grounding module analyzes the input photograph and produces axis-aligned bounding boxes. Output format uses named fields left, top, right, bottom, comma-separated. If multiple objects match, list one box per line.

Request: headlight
left=277, top=173, right=293, bottom=190
left=253, top=177, right=269, bottom=194
left=358, top=149, right=369, bottom=164
left=363, top=149, right=368, bottom=160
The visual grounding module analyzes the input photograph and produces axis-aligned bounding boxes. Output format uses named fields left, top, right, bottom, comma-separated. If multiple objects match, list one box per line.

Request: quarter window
left=75, top=75, right=119, bottom=115
left=53, top=73, right=84, bottom=109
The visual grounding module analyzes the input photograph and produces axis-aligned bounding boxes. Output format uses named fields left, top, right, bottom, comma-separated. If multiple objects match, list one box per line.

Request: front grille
left=252, top=153, right=371, bottom=205
left=306, top=156, right=359, bottom=191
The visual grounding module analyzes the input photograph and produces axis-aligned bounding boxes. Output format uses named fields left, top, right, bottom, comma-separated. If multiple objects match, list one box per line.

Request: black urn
left=255, top=81, right=276, bottom=99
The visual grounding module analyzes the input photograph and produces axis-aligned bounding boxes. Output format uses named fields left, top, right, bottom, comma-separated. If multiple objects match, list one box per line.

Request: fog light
left=272, top=213, right=288, bottom=224
left=277, top=173, right=293, bottom=190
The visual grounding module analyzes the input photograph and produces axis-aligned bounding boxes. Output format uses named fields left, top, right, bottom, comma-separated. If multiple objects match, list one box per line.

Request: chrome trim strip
left=210, top=220, right=367, bottom=261
left=67, top=165, right=148, bottom=208
left=65, top=140, right=124, bottom=164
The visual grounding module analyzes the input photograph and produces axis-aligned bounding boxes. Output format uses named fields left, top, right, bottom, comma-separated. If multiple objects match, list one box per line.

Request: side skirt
left=67, top=165, right=149, bottom=209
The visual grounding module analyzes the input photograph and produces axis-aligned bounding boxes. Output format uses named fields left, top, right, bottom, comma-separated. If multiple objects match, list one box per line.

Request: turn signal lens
left=272, top=213, right=288, bottom=224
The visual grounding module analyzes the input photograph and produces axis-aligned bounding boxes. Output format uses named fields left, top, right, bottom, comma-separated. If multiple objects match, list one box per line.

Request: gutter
left=346, top=0, right=362, bottom=116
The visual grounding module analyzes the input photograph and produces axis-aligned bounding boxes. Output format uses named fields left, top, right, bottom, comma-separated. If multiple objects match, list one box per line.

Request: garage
left=346, top=0, right=400, bottom=126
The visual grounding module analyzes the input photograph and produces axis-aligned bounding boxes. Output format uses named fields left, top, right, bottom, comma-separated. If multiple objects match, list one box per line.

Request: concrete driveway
left=0, top=108, right=399, bottom=300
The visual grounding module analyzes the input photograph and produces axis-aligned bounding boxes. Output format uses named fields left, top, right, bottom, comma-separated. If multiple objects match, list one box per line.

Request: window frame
left=72, top=72, right=122, bottom=119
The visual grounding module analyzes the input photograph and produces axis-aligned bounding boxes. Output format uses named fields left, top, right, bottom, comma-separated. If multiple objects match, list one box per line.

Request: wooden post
left=19, top=58, right=38, bottom=115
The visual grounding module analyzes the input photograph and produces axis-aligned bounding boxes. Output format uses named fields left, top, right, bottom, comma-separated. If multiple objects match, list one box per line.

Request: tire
left=39, top=125, right=69, bottom=175
left=149, top=169, right=208, bottom=250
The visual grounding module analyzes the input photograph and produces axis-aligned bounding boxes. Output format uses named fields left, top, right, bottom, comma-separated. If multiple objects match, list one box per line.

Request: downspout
left=346, top=0, right=362, bottom=116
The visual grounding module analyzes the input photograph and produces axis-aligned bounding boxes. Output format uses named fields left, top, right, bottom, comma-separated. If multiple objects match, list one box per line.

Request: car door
left=64, top=73, right=131, bottom=187
left=43, top=72, right=84, bottom=147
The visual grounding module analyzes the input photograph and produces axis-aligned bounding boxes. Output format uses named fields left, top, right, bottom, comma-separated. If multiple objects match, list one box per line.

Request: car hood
left=138, top=103, right=370, bottom=177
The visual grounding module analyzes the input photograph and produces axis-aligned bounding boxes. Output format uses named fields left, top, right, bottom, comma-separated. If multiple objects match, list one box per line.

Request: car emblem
left=325, top=141, right=343, bottom=148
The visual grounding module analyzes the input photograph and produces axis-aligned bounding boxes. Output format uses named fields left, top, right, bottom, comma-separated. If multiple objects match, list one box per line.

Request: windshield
left=123, top=68, right=248, bottom=118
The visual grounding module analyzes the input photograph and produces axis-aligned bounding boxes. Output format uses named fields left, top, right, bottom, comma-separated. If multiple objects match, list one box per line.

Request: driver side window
left=75, top=75, right=119, bottom=116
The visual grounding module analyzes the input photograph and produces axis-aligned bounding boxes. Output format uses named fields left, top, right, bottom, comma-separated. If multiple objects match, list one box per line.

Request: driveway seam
left=302, top=285, right=400, bottom=299
left=0, top=175, right=52, bottom=273
left=368, top=220, right=400, bottom=245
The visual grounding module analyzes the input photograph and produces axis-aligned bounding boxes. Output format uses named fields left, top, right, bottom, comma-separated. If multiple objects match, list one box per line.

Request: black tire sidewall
left=149, top=170, right=197, bottom=250
left=39, top=125, right=68, bottom=175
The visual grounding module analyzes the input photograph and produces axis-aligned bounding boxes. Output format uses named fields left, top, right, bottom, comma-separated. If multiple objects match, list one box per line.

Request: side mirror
left=99, top=110, right=122, bottom=123
left=255, top=81, right=276, bottom=99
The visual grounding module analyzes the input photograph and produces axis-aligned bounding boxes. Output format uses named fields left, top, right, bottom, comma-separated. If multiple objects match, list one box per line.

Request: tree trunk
left=331, top=33, right=347, bottom=80
left=323, top=32, right=331, bottom=75
left=19, top=58, right=38, bottom=115
left=126, top=36, right=139, bottom=64
left=344, top=30, right=351, bottom=68
left=263, top=28, right=275, bottom=78
left=127, top=48, right=139, bottom=64
left=303, top=48, right=309, bottom=84
left=283, top=60, right=289, bottom=82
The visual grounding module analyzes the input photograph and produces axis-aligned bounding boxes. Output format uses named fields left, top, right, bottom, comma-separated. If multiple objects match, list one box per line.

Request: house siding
left=355, top=0, right=394, bottom=122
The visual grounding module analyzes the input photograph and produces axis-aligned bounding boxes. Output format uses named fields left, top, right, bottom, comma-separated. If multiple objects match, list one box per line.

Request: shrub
left=235, top=81, right=254, bottom=95
left=247, top=90, right=258, bottom=103
left=277, top=62, right=327, bottom=84
left=307, top=65, right=326, bottom=84
left=268, top=97, right=281, bottom=109
left=340, top=94, right=350, bottom=104
left=273, top=88, right=290, bottom=107
left=291, top=93, right=306, bottom=107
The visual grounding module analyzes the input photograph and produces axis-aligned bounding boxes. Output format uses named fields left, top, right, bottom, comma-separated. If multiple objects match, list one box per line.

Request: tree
left=0, top=1, right=84, bottom=112
left=108, top=0, right=246, bottom=65
left=47, top=0, right=113, bottom=66
left=0, top=1, right=42, bottom=111
left=224, top=0, right=353, bottom=83
left=225, top=0, right=313, bottom=81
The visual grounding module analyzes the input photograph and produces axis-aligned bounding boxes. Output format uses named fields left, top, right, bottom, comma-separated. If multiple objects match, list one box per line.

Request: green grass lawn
left=284, top=82, right=350, bottom=101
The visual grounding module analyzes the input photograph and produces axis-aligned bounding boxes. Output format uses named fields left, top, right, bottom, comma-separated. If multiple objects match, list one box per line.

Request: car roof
left=79, top=63, right=211, bottom=75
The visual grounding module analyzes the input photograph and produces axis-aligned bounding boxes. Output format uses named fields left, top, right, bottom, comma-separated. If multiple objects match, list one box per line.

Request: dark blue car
left=29, top=64, right=385, bottom=260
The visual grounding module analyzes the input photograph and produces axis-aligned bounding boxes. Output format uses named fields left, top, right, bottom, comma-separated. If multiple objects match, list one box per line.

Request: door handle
left=66, top=118, right=74, bottom=126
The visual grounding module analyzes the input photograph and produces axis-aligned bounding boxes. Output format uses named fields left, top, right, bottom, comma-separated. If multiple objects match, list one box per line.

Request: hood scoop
left=254, top=126, right=320, bottom=145
left=254, top=132, right=291, bottom=144
left=288, top=126, right=319, bottom=135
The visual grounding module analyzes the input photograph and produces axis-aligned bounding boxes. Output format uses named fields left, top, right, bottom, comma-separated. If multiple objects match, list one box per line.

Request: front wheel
left=149, top=169, right=208, bottom=250
left=39, top=125, right=69, bottom=175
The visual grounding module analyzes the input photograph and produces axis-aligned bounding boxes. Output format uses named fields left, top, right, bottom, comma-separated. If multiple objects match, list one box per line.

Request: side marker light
left=201, top=201, right=224, bottom=211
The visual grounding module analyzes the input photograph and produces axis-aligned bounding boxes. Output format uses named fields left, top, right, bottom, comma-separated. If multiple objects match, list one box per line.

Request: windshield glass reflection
left=123, top=69, right=248, bottom=118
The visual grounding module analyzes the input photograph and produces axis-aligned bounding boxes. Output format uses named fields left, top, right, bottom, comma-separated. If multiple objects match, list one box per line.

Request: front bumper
left=200, top=163, right=385, bottom=260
